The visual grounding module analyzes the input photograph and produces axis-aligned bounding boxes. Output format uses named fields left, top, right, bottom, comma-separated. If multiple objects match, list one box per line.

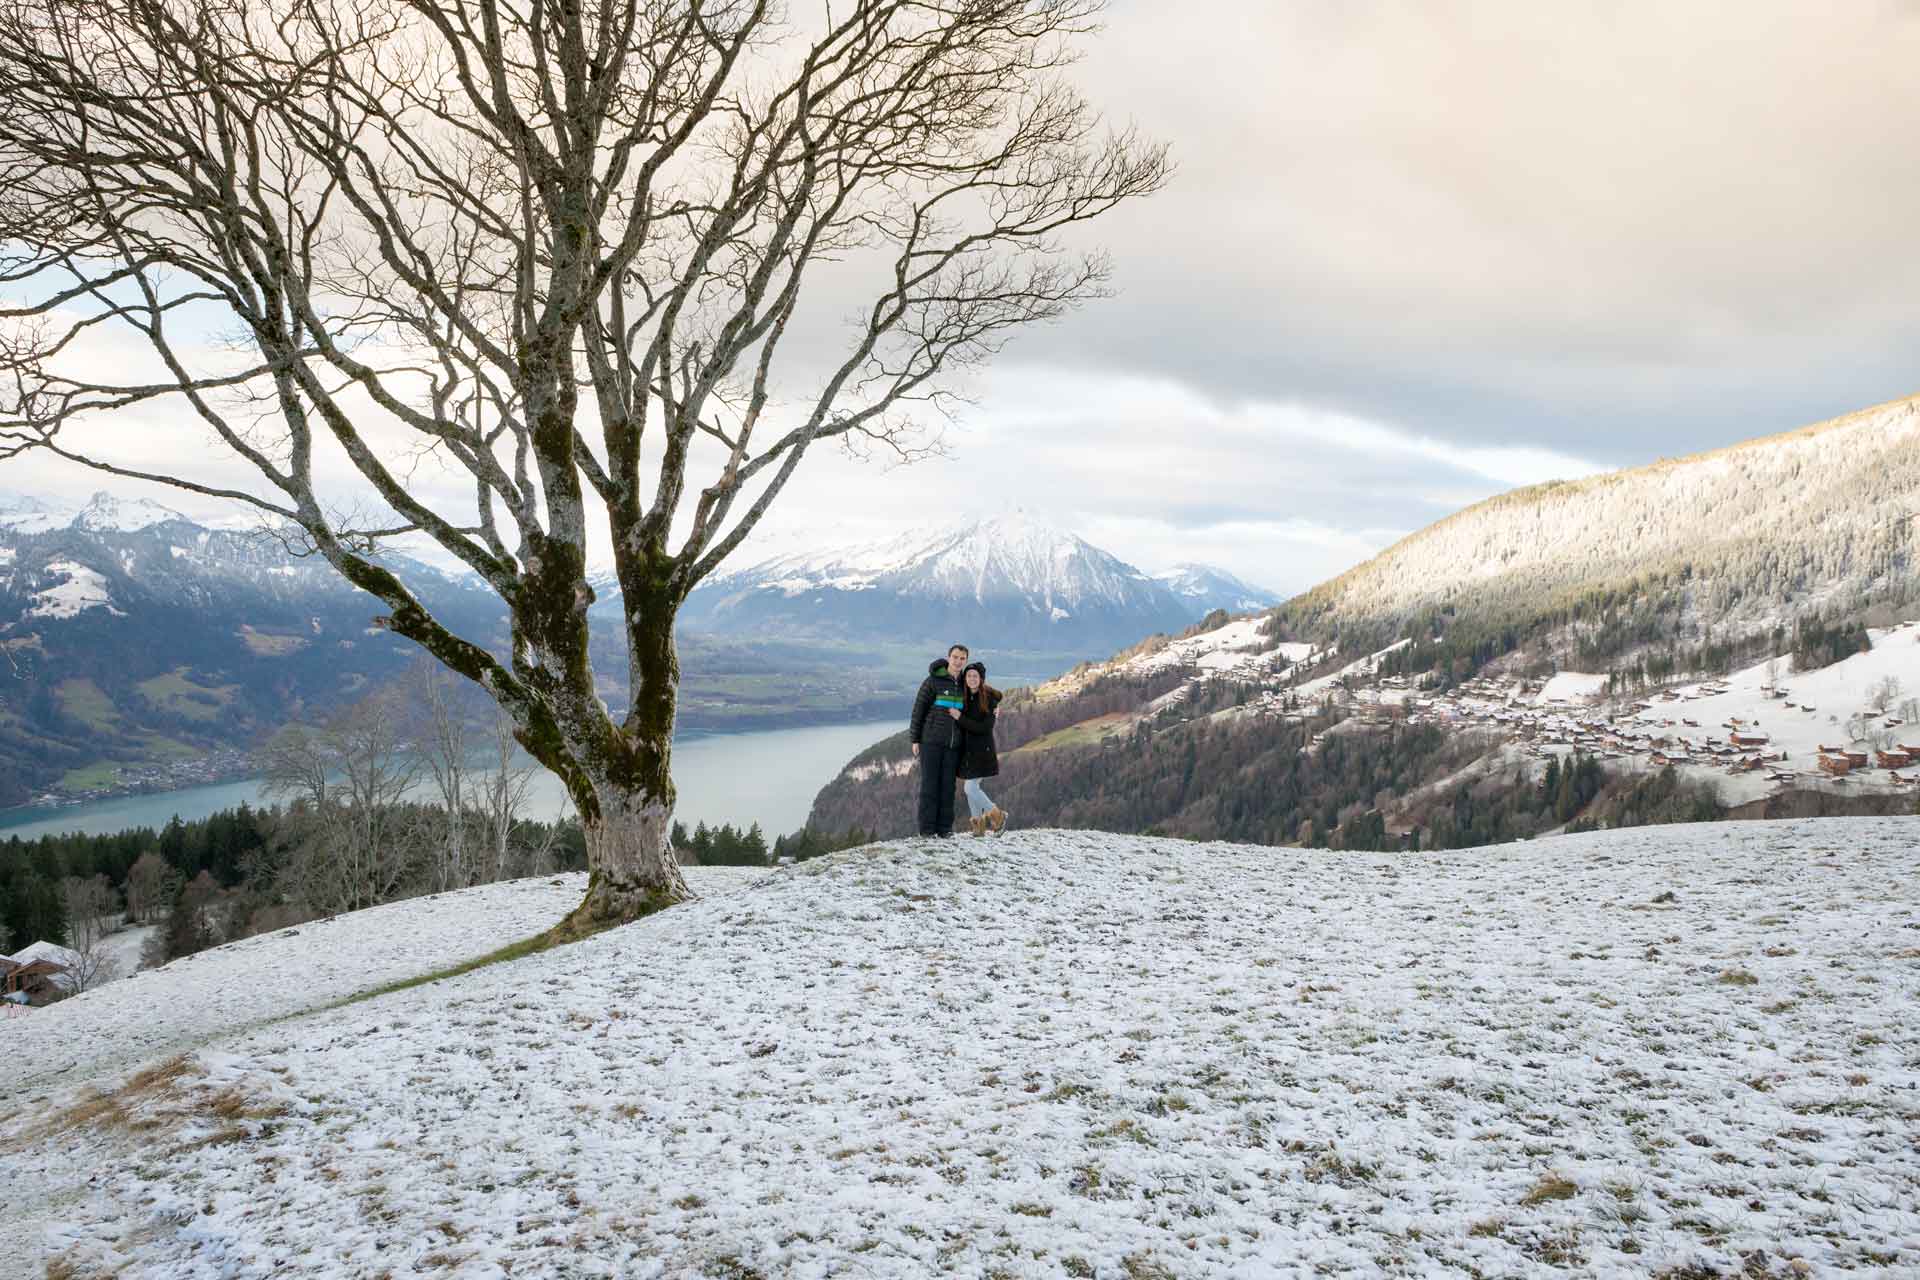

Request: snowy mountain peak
left=0, top=492, right=76, bottom=534
left=679, top=514, right=1221, bottom=650
left=73, top=490, right=192, bottom=533
left=1153, top=563, right=1280, bottom=613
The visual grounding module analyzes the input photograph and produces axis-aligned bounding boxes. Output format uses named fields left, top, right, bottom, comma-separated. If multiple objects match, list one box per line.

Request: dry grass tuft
left=1522, top=1172, right=1579, bottom=1206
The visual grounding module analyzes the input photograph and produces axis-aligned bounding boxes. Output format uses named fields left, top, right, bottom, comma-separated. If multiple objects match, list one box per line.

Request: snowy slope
left=1, top=869, right=764, bottom=1098
left=1285, top=393, right=1920, bottom=636
left=675, top=512, right=1245, bottom=651
left=10, top=820, right=1919, bottom=1278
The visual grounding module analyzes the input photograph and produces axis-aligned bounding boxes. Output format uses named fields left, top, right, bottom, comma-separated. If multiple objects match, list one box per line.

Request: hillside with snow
left=0, top=491, right=503, bottom=806
left=673, top=512, right=1266, bottom=653
left=4, top=820, right=1917, bottom=1278
left=1279, top=393, right=1920, bottom=644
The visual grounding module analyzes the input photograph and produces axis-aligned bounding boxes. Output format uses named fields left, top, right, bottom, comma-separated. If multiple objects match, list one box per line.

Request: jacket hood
left=928, top=659, right=950, bottom=677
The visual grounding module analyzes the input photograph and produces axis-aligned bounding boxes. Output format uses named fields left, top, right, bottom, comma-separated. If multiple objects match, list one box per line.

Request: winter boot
left=969, top=815, right=987, bottom=837
left=988, top=808, right=1008, bottom=833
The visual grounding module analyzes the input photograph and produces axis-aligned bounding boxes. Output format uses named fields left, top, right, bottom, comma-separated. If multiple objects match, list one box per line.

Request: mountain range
left=0, top=494, right=1270, bottom=807
left=671, top=511, right=1276, bottom=653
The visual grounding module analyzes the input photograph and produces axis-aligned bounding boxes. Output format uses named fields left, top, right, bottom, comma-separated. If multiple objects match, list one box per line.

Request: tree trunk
left=554, top=592, right=689, bottom=934
left=568, top=777, right=688, bottom=930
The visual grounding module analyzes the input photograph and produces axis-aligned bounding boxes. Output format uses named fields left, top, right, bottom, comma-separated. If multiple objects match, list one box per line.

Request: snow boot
left=969, top=815, right=987, bottom=837
left=988, top=808, right=1008, bottom=833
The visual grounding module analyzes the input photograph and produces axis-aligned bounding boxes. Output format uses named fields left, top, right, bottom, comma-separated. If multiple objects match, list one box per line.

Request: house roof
left=6, top=940, right=79, bottom=971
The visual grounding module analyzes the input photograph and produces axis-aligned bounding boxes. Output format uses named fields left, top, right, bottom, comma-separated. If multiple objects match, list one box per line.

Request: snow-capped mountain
left=1152, top=563, right=1279, bottom=616
left=674, top=512, right=1247, bottom=652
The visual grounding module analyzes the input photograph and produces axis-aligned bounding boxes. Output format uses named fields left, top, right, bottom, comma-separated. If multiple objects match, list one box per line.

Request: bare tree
left=1845, top=711, right=1873, bottom=746
left=0, top=0, right=1166, bottom=928
left=62, top=874, right=120, bottom=992
left=123, top=850, right=178, bottom=925
left=265, top=690, right=425, bottom=915
left=1868, top=675, right=1903, bottom=715
left=413, top=658, right=476, bottom=893
left=479, top=704, right=555, bottom=882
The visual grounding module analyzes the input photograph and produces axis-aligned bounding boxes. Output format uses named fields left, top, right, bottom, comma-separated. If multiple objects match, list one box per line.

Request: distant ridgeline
left=800, top=396, right=1920, bottom=854
left=1266, top=394, right=1920, bottom=686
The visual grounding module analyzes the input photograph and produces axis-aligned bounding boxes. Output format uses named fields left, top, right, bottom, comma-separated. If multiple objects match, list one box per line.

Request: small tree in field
left=1868, top=675, right=1902, bottom=715
left=0, top=0, right=1167, bottom=929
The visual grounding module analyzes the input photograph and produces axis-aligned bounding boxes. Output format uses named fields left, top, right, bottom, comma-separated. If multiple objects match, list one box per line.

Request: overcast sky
left=10, top=0, right=1920, bottom=596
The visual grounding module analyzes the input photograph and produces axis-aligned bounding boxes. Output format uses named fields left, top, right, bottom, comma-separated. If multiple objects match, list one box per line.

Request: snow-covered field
left=7, top=820, right=1918, bottom=1278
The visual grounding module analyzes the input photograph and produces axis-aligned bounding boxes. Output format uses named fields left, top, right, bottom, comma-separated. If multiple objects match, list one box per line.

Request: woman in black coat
left=951, top=661, right=1008, bottom=836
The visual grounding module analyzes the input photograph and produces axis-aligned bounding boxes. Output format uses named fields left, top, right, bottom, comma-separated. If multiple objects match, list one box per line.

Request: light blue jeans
left=963, top=778, right=996, bottom=819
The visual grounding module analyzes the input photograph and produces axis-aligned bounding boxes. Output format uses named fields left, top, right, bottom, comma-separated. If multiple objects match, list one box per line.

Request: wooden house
left=1, top=953, right=71, bottom=1006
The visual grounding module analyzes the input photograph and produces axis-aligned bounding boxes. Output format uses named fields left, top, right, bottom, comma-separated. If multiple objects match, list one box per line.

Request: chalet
left=1818, top=755, right=1852, bottom=776
left=1875, top=749, right=1913, bottom=770
left=1843, top=750, right=1871, bottom=768
left=1683, top=719, right=1700, bottom=727
left=1901, top=743, right=1920, bottom=756
left=1729, top=732, right=1770, bottom=748
left=1, top=948, right=72, bottom=1007
left=1818, top=744, right=1848, bottom=755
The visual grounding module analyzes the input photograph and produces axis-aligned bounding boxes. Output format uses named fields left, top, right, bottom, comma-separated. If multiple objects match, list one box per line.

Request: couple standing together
left=909, top=642, right=1008, bottom=838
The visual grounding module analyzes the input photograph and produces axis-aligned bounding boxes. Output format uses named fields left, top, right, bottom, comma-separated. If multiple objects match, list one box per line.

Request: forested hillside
left=1272, top=394, right=1919, bottom=673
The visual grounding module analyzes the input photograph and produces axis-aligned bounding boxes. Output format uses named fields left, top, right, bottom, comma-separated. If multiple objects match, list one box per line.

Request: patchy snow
left=24, top=561, right=125, bottom=619
left=1124, top=617, right=1281, bottom=676
left=1291, top=638, right=1413, bottom=701
left=1537, top=672, right=1611, bottom=704
left=10, top=820, right=1919, bottom=1279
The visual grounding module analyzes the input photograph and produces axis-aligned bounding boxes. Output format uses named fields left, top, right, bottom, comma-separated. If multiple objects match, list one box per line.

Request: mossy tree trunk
left=554, top=584, right=690, bottom=932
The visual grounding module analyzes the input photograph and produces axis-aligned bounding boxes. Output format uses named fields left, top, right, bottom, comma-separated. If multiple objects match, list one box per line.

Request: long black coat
left=955, top=689, right=1001, bottom=779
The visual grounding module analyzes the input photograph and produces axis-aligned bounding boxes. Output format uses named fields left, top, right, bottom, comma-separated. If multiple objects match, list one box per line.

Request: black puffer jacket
left=909, top=659, right=964, bottom=749
left=956, top=664, right=1001, bottom=780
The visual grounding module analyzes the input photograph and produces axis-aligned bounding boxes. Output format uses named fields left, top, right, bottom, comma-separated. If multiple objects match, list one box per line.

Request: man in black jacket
left=909, top=643, right=969, bottom=837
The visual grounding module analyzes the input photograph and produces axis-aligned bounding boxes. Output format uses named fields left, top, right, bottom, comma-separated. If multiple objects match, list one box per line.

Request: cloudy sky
left=10, top=0, right=1920, bottom=596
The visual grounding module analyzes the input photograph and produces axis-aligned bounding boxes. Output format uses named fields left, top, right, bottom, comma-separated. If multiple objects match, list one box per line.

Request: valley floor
left=6, top=822, right=1919, bottom=1278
